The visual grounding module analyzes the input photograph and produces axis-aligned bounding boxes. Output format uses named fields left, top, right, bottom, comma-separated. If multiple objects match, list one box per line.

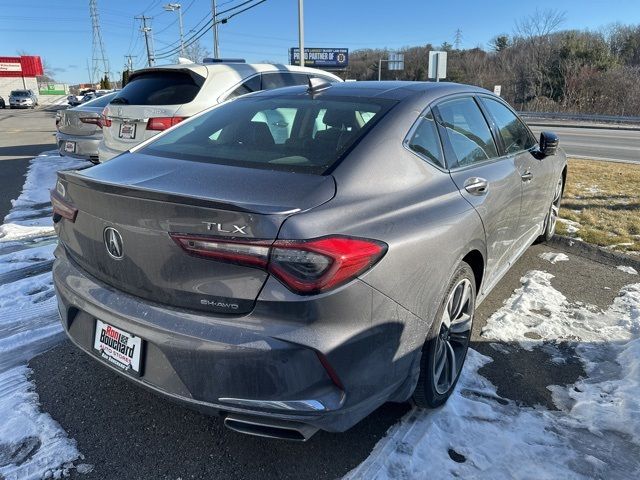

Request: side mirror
left=539, top=131, right=559, bottom=157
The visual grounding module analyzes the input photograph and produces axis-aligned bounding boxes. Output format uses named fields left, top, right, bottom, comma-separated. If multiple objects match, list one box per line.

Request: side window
left=407, top=110, right=445, bottom=168
left=436, top=97, right=498, bottom=167
left=482, top=98, right=536, bottom=154
left=261, top=72, right=308, bottom=90
left=227, top=75, right=261, bottom=100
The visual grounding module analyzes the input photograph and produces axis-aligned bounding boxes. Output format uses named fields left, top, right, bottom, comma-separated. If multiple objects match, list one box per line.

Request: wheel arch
left=461, top=248, right=485, bottom=295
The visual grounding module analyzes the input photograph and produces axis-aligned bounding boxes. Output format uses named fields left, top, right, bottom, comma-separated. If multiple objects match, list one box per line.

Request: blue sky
left=1, top=0, right=639, bottom=84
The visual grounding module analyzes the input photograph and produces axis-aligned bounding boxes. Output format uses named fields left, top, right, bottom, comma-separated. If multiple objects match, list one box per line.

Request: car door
left=434, top=96, right=523, bottom=292
left=479, top=96, right=553, bottom=244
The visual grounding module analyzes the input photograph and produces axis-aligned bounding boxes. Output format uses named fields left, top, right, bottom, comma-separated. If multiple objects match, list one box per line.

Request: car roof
left=249, top=80, right=491, bottom=102
left=133, top=62, right=342, bottom=80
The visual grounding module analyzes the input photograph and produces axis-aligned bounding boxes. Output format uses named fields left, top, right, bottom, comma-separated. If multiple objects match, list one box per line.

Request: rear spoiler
left=128, top=67, right=207, bottom=87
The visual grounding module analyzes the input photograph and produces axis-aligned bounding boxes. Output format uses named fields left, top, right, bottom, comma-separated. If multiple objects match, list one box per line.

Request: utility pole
left=164, top=3, right=185, bottom=57
left=297, top=0, right=304, bottom=67
left=136, top=15, right=155, bottom=66
left=89, top=0, right=110, bottom=86
left=454, top=29, right=463, bottom=50
left=212, top=0, right=220, bottom=58
left=124, top=55, right=136, bottom=72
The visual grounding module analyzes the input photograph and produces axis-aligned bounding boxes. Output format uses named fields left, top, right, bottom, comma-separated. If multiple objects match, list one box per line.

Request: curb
left=548, top=235, right=640, bottom=270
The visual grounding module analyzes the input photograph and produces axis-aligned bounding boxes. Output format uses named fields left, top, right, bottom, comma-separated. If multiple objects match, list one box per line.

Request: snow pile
left=347, top=271, right=640, bottom=479
left=539, top=251, right=569, bottom=264
left=617, top=265, right=638, bottom=275
left=0, top=152, right=90, bottom=479
left=557, top=218, right=581, bottom=234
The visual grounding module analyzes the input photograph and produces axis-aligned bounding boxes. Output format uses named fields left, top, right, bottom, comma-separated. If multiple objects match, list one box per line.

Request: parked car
left=97, top=60, right=343, bottom=162
left=9, top=89, right=38, bottom=108
left=56, top=92, right=118, bottom=163
left=52, top=81, right=565, bottom=440
left=0, top=96, right=5, bottom=108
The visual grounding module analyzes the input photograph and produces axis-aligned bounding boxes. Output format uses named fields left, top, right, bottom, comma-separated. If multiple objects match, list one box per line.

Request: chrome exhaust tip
left=223, top=414, right=319, bottom=441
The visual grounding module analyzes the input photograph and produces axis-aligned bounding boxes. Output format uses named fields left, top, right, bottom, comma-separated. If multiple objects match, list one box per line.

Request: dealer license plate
left=93, top=319, right=143, bottom=374
left=118, top=121, right=136, bottom=139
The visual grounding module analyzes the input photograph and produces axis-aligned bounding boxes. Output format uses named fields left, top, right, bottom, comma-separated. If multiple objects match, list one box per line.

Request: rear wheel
left=537, top=176, right=564, bottom=243
left=413, top=262, right=475, bottom=408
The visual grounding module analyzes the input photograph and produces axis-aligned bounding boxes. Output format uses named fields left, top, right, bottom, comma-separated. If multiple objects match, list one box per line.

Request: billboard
left=289, top=48, right=348, bottom=69
left=0, top=62, right=21, bottom=72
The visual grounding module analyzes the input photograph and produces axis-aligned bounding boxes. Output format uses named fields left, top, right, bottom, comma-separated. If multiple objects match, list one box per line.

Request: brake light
left=100, top=107, right=111, bottom=128
left=146, top=116, right=186, bottom=131
left=50, top=189, right=78, bottom=222
left=80, top=116, right=101, bottom=125
left=170, top=234, right=387, bottom=295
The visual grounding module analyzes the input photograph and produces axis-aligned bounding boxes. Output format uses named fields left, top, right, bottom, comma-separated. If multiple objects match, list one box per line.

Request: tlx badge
left=202, top=222, right=247, bottom=235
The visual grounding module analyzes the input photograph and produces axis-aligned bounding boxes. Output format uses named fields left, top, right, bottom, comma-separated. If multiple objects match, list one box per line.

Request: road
left=528, top=124, right=640, bottom=163
left=0, top=107, right=58, bottom=220
left=29, top=242, right=635, bottom=479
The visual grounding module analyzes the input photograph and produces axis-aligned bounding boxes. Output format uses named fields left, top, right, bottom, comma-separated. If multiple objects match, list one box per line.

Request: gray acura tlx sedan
left=51, top=80, right=566, bottom=440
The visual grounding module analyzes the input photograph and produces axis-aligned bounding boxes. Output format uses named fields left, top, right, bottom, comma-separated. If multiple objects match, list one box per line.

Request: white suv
left=98, top=60, right=342, bottom=162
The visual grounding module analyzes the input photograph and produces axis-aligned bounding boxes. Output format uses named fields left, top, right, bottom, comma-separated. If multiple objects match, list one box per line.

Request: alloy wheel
left=433, top=278, right=473, bottom=395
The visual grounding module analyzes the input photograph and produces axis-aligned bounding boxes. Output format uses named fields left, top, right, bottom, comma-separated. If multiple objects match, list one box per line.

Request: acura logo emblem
left=104, top=227, right=123, bottom=259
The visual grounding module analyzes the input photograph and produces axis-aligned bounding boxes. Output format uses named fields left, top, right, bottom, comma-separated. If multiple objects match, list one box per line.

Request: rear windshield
left=83, top=92, right=117, bottom=108
left=110, top=71, right=202, bottom=106
left=141, top=95, right=397, bottom=174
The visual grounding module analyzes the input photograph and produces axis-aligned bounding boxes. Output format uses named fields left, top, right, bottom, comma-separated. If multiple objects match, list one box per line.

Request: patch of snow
left=617, top=266, right=638, bottom=275
left=539, top=252, right=569, bottom=264
left=0, top=153, right=90, bottom=478
left=557, top=218, right=581, bottom=234
left=348, top=271, right=640, bottom=479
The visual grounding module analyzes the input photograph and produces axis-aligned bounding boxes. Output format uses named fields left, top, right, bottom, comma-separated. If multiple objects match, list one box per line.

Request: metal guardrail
left=519, top=111, right=640, bottom=125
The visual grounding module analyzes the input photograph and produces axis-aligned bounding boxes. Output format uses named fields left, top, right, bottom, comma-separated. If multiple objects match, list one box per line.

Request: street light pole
left=164, top=3, right=184, bottom=58
left=297, top=0, right=304, bottom=67
left=212, top=0, right=220, bottom=58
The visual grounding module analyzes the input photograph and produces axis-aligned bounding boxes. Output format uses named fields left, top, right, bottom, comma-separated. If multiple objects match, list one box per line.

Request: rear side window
left=482, top=97, right=536, bottom=154
left=407, top=110, right=444, bottom=168
left=227, top=75, right=262, bottom=99
left=436, top=97, right=498, bottom=167
left=110, top=71, right=202, bottom=106
left=142, top=96, right=396, bottom=174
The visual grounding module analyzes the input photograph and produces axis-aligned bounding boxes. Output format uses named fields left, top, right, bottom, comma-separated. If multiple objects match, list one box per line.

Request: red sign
left=0, top=56, right=44, bottom=77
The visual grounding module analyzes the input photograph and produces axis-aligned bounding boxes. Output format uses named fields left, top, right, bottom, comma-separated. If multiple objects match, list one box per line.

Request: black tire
left=536, top=176, right=564, bottom=244
left=413, top=261, right=476, bottom=408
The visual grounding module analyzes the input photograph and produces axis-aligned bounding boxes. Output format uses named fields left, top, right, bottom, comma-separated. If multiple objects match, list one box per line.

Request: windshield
left=141, top=95, right=397, bottom=174
left=11, top=91, right=29, bottom=96
left=110, top=71, right=202, bottom=106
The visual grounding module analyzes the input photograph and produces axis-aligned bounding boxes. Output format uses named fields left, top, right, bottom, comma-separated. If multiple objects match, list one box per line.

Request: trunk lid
left=55, top=152, right=335, bottom=314
left=58, top=105, right=103, bottom=136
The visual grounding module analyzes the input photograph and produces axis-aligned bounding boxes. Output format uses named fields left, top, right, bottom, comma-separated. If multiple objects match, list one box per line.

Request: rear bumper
left=97, top=141, right=125, bottom=163
left=53, top=246, right=422, bottom=433
left=57, top=132, right=101, bottom=163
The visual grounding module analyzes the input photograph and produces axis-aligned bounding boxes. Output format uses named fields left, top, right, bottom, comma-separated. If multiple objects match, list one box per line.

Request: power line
left=155, top=0, right=268, bottom=59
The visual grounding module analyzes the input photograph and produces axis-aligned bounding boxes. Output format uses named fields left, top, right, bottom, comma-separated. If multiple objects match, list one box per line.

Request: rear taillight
left=146, top=116, right=186, bottom=131
left=100, top=107, right=111, bottom=128
left=50, top=189, right=78, bottom=222
left=80, top=116, right=101, bottom=126
left=170, top=234, right=387, bottom=295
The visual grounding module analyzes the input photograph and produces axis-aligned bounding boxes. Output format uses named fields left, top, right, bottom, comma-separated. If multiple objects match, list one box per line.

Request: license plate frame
left=64, top=141, right=76, bottom=153
left=93, top=319, right=144, bottom=376
left=118, top=121, right=136, bottom=139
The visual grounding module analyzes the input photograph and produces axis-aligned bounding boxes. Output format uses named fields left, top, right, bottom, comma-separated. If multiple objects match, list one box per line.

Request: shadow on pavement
left=0, top=144, right=56, bottom=159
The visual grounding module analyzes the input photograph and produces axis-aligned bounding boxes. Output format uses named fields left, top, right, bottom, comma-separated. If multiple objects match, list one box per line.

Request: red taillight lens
left=100, top=107, right=111, bottom=128
left=80, top=116, right=101, bottom=125
left=50, top=189, right=78, bottom=222
left=146, top=116, right=186, bottom=131
left=170, top=234, right=387, bottom=295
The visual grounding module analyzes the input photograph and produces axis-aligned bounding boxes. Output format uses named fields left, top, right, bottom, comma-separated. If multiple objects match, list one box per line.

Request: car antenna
left=307, top=77, right=331, bottom=95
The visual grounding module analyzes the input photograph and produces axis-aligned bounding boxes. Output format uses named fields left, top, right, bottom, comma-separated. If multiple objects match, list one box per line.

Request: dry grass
left=557, top=159, right=640, bottom=253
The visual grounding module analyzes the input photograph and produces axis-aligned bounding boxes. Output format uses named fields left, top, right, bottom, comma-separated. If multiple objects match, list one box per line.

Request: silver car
left=52, top=81, right=565, bottom=440
left=56, top=92, right=118, bottom=163
left=9, top=89, right=38, bottom=109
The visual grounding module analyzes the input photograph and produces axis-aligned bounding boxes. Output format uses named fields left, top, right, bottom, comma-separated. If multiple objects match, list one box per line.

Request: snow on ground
left=557, top=218, right=581, bottom=234
left=0, top=152, right=91, bottom=479
left=347, top=270, right=640, bottom=480
left=539, top=251, right=569, bottom=264
left=617, top=265, right=638, bottom=275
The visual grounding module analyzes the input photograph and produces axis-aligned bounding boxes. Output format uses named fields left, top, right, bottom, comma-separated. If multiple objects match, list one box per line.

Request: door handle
left=464, top=177, right=489, bottom=196
left=521, top=171, right=533, bottom=182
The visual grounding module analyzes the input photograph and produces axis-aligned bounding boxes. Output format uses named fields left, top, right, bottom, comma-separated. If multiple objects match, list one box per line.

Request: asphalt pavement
left=0, top=107, right=58, bottom=220
left=29, top=242, right=636, bottom=480
left=529, top=124, right=640, bottom=163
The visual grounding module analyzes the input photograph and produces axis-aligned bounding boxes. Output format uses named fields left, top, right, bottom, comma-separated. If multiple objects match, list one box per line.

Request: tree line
left=343, top=11, right=640, bottom=116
